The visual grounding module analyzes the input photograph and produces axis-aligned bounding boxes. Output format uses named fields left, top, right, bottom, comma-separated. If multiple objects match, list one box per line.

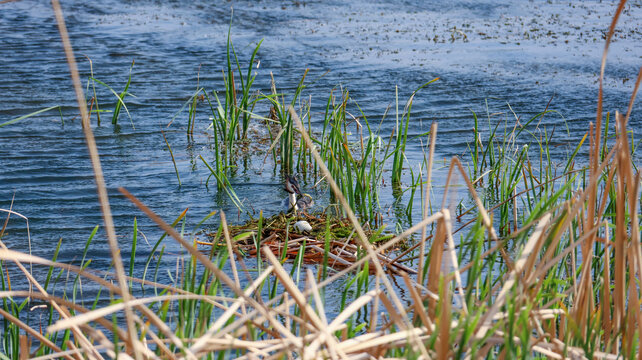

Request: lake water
left=1, top=0, right=641, bottom=296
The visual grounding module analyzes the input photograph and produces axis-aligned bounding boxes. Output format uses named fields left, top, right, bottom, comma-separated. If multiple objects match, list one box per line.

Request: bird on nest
left=283, top=175, right=314, bottom=212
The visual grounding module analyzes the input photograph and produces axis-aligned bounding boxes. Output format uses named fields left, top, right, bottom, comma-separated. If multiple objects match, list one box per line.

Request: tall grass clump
left=171, top=22, right=262, bottom=191
left=315, top=89, right=388, bottom=224
left=466, top=104, right=575, bottom=238
left=206, top=29, right=262, bottom=147
left=390, top=79, right=438, bottom=186
left=88, top=60, right=136, bottom=128
left=314, top=82, right=437, bottom=224
left=261, top=70, right=309, bottom=175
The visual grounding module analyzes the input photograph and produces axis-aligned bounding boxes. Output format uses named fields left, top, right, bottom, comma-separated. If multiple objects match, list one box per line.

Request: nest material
left=200, top=212, right=415, bottom=275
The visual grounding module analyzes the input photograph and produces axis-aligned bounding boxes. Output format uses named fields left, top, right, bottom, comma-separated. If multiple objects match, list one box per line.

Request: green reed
left=200, top=155, right=243, bottom=211
left=88, top=60, right=135, bottom=128
left=161, top=130, right=181, bottom=186
left=314, top=87, right=427, bottom=224
left=112, top=60, right=134, bottom=126
left=0, top=106, right=62, bottom=129
left=390, top=78, right=438, bottom=186
left=169, top=24, right=262, bottom=191
left=261, top=69, right=309, bottom=174
left=84, top=55, right=102, bottom=126
left=215, top=24, right=262, bottom=143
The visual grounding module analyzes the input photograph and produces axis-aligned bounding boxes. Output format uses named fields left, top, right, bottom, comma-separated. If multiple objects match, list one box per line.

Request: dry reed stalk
left=490, top=309, right=564, bottom=322
left=222, top=211, right=248, bottom=317
left=64, top=340, right=83, bottom=360
left=306, top=269, right=329, bottom=327
left=613, top=113, right=628, bottom=333
left=436, top=281, right=451, bottom=360
left=419, top=122, right=438, bottom=282
left=368, top=276, right=381, bottom=332
left=308, top=245, right=352, bottom=267
left=51, top=0, right=140, bottom=357
left=617, top=110, right=639, bottom=356
left=602, top=222, right=612, bottom=348
left=401, top=272, right=433, bottom=330
left=335, top=327, right=428, bottom=354
left=427, top=217, right=446, bottom=321
left=261, top=246, right=344, bottom=359
left=630, top=174, right=642, bottom=360
left=376, top=292, right=404, bottom=329
left=48, top=294, right=236, bottom=333
left=443, top=209, right=468, bottom=315
left=579, top=0, right=628, bottom=346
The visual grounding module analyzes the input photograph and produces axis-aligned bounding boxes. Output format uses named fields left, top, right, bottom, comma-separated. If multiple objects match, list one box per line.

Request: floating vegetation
left=197, top=212, right=406, bottom=275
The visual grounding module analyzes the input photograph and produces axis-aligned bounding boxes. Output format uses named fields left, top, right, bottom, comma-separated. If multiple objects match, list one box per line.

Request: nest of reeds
left=198, top=212, right=415, bottom=274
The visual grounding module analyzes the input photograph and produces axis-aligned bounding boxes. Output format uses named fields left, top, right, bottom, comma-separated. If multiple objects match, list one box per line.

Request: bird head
left=284, top=175, right=302, bottom=195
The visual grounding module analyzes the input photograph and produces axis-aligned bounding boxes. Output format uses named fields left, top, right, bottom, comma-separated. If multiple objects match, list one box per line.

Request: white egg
left=293, top=220, right=312, bottom=233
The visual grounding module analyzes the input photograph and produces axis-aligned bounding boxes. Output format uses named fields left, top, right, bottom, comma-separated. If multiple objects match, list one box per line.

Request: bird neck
left=289, top=192, right=298, bottom=211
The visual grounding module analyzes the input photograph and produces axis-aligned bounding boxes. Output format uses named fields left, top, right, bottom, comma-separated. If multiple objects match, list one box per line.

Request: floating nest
left=198, top=212, right=415, bottom=275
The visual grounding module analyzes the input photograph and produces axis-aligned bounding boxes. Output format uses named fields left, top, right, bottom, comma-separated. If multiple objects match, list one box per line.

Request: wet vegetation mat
left=197, top=212, right=412, bottom=275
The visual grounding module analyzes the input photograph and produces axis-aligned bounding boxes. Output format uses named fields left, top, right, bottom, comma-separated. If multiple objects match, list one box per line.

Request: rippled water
left=1, top=0, right=641, bottom=291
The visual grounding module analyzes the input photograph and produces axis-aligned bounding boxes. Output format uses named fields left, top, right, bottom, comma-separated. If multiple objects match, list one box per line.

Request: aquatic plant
left=166, top=16, right=262, bottom=192
left=260, top=70, right=309, bottom=175
left=161, top=130, right=181, bottom=186
left=90, top=60, right=136, bottom=128
left=0, top=105, right=62, bottom=128
left=390, top=79, right=439, bottom=186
